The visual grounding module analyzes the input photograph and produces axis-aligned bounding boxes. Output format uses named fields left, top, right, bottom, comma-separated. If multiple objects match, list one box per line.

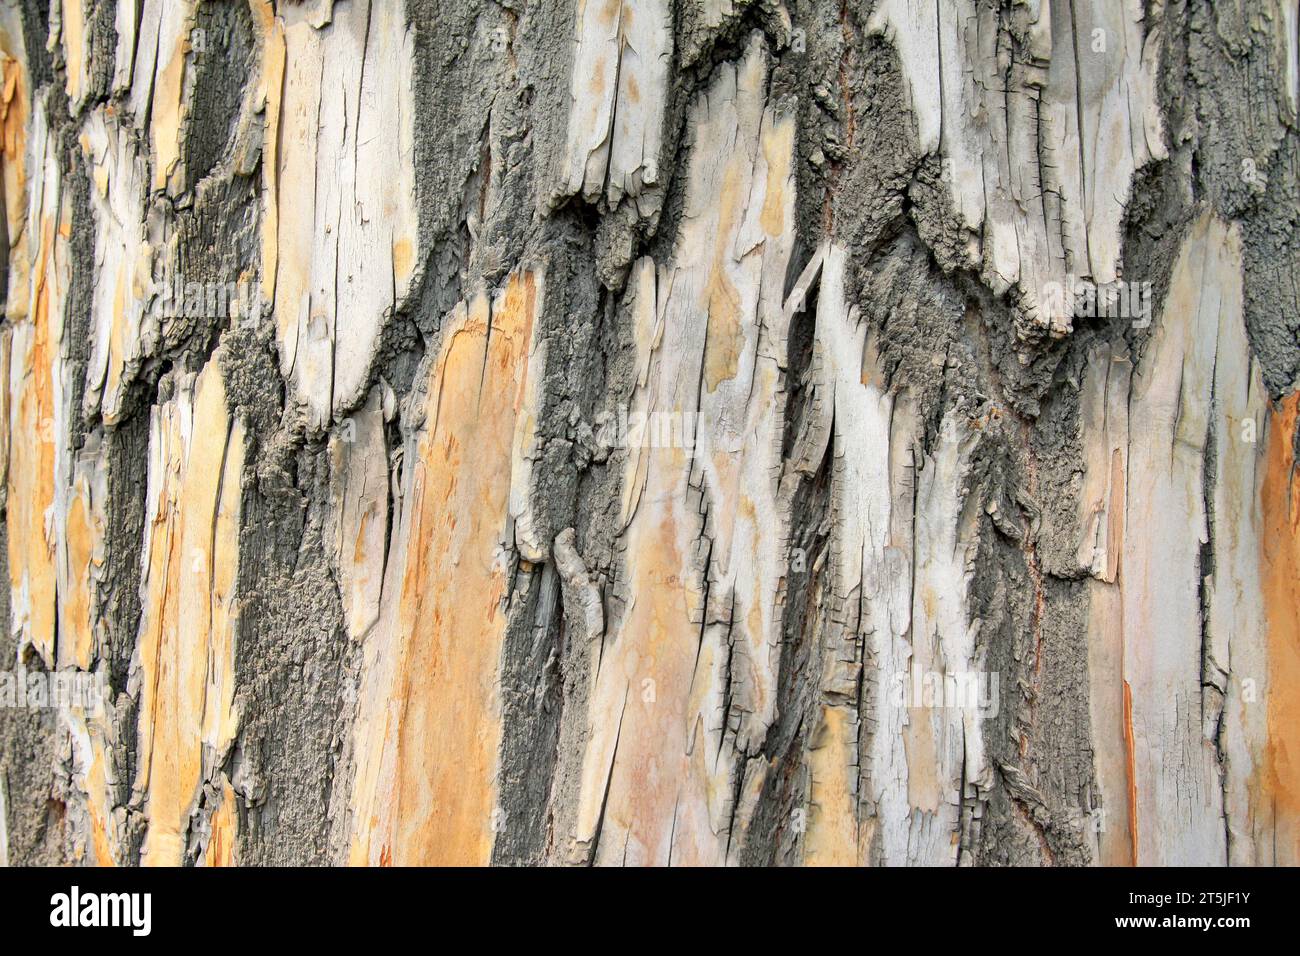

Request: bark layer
left=0, top=0, right=1297, bottom=866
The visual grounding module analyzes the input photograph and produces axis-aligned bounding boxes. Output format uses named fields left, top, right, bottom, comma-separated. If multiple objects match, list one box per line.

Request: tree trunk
left=0, top=0, right=1296, bottom=867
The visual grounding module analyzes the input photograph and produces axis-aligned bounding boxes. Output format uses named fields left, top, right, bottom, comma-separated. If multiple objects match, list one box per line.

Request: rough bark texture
left=0, top=0, right=1297, bottom=867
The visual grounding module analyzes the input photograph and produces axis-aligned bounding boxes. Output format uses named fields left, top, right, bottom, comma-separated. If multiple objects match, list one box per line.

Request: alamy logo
left=1041, top=276, right=1152, bottom=328
left=49, top=886, right=151, bottom=936
left=149, top=271, right=261, bottom=324
left=594, top=405, right=700, bottom=457
left=888, top=668, right=1001, bottom=719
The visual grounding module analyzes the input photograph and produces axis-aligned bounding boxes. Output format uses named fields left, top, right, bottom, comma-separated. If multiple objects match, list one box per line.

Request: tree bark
left=0, top=0, right=1297, bottom=867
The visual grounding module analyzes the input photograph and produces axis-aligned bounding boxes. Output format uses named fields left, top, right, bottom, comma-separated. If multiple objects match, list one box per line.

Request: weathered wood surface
left=0, top=0, right=1297, bottom=867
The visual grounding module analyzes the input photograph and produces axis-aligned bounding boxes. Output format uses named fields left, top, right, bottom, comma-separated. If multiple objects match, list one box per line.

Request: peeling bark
left=0, top=0, right=1297, bottom=868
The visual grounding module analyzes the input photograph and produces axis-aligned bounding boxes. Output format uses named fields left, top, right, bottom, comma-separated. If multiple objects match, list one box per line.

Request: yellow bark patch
left=804, top=705, right=859, bottom=866
left=1, top=50, right=27, bottom=269
left=149, top=3, right=196, bottom=194
left=701, top=160, right=745, bottom=392
left=60, top=0, right=87, bottom=105
left=759, top=115, right=794, bottom=238
left=134, top=352, right=244, bottom=866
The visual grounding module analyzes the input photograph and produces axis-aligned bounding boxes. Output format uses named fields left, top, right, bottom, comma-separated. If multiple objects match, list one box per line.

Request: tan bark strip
left=57, top=439, right=108, bottom=671
left=798, top=244, right=879, bottom=866
left=66, top=703, right=118, bottom=866
left=572, top=40, right=796, bottom=866
left=1121, top=215, right=1226, bottom=864
left=1, top=16, right=29, bottom=295
left=1279, top=0, right=1299, bottom=117
left=0, top=13, right=26, bottom=505
left=1078, top=341, right=1134, bottom=864
left=269, top=0, right=417, bottom=427
left=349, top=268, right=542, bottom=866
left=254, top=0, right=285, bottom=306
left=1086, top=218, right=1269, bottom=865
left=0, top=326, right=8, bottom=499
left=202, top=778, right=239, bottom=867
left=112, top=0, right=140, bottom=94
left=132, top=349, right=244, bottom=866
left=1122, top=679, right=1138, bottom=863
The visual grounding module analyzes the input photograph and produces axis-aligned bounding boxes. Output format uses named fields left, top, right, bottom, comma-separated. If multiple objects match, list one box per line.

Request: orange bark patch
left=135, top=356, right=244, bottom=866
left=1, top=53, right=27, bottom=248
left=59, top=0, right=86, bottom=104
left=1259, top=393, right=1300, bottom=863
left=1123, top=679, right=1138, bottom=866
left=384, top=269, right=540, bottom=865
left=203, top=780, right=238, bottom=867
left=6, top=214, right=59, bottom=662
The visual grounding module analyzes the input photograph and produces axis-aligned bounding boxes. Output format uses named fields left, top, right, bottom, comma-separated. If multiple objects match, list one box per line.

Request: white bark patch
left=1111, top=212, right=1266, bottom=865
left=799, top=246, right=986, bottom=866
left=1208, top=267, right=1270, bottom=866
left=79, top=108, right=155, bottom=426
left=553, top=0, right=671, bottom=211
left=870, top=0, right=1166, bottom=329
left=573, top=39, right=797, bottom=866
left=131, top=350, right=244, bottom=867
left=268, top=0, right=418, bottom=427
left=54, top=433, right=109, bottom=672
left=62, top=676, right=120, bottom=865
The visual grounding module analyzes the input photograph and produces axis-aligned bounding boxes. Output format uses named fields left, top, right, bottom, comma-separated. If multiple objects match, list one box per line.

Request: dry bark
left=0, top=0, right=1297, bottom=867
